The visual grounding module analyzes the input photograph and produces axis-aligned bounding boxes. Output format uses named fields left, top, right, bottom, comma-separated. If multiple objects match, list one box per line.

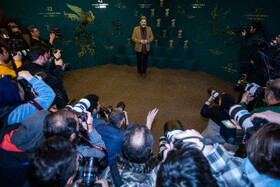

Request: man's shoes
left=137, top=73, right=141, bottom=77
left=142, top=73, right=146, bottom=78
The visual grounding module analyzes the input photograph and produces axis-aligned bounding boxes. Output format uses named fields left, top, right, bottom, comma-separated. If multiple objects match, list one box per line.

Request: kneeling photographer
left=200, top=89, right=236, bottom=145
left=239, top=78, right=280, bottom=114
left=225, top=79, right=280, bottom=146
left=17, top=45, right=69, bottom=109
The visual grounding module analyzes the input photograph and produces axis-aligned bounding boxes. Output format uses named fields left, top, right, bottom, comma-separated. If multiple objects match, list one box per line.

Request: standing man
left=132, top=16, right=154, bottom=78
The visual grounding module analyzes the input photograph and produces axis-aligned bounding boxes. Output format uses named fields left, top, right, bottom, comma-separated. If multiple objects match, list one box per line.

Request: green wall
left=2, top=0, right=280, bottom=82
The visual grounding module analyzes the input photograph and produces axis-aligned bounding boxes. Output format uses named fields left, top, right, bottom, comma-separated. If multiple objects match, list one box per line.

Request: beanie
left=0, top=77, right=22, bottom=108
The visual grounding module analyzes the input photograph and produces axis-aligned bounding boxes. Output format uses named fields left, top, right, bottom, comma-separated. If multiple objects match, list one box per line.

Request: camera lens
left=81, top=157, right=99, bottom=186
left=229, top=105, right=253, bottom=130
left=164, top=120, right=184, bottom=143
left=72, top=98, right=91, bottom=113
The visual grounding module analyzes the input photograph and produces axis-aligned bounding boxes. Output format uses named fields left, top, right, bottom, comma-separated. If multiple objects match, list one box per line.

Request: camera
left=244, top=83, right=265, bottom=99
left=116, top=101, right=126, bottom=111
left=164, top=120, right=185, bottom=144
left=66, top=98, right=91, bottom=122
left=234, top=75, right=247, bottom=91
left=80, top=157, right=102, bottom=187
left=99, top=105, right=113, bottom=119
left=233, top=27, right=250, bottom=34
left=18, top=78, right=36, bottom=101
left=49, top=28, right=62, bottom=38
left=222, top=104, right=270, bottom=144
left=11, top=49, right=30, bottom=58
left=99, top=102, right=126, bottom=119
left=158, top=136, right=168, bottom=161
left=207, top=88, right=220, bottom=104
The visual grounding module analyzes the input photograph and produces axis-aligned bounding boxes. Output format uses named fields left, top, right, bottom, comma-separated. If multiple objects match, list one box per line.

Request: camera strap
left=78, top=133, right=108, bottom=163
left=110, top=163, right=123, bottom=187
left=28, top=100, right=43, bottom=111
left=176, top=136, right=213, bottom=153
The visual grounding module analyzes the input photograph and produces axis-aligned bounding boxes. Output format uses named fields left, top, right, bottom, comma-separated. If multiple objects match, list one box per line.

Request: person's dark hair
left=246, top=123, right=280, bottom=179
left=122, top=124, right=153, bottom=163
left=27, top=25, right=37, bottom=33
left=29, top=46, right=47, bottom=61
left=6, top=18, right=18, bottom=25
left=108, top=108, right=124, bottom=128
left=249, top=51, right=269, bottom=71
left=250, top=22, right=262, bottom=32
left=156, top=144, right=217, bottom=187
left=84, top=94, right=99, bottom=113
left=28, top=136, right=77, bottom=187
left=44, top=110, right=78, bottom=139
left=219, top=93, right=235, bottom=110
left=140, top=16, right=147, bottom=22
left=266, top=79, right=280, bottom=101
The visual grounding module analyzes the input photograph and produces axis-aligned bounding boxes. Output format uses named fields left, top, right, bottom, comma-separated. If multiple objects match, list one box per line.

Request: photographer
left=7, top=23, right=30, bottom=51
left=0, top=45, right=22, bottom=78
left=238, top=22, right=264, bottom=75
left=18, top=45, right=69, bottom=109
left=200, top=93, right=235, bottom=144
left=246, top=51, right=269, bottom=87
left=43, top=109, right=106, bottom=159
left=240, top=78, right=280, bottom=115
left=0, top=70, right=55, bottom=125
left=96, top=108, right=130, bottom=166
left=168, top=127, right=280, bottom=186
left=28, top=25, right=55, bottom=49
left=96, top=108, right=158, bottom=167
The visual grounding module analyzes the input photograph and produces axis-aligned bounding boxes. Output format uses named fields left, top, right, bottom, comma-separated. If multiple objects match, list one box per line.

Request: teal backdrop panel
left=2, top=0, right=280, bottom=82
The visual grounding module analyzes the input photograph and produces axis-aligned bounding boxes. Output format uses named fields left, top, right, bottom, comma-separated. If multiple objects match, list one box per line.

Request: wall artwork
left=64, top=3, right=96, bottom=57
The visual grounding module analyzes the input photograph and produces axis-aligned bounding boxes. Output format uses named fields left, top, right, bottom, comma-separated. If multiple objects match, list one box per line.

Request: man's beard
left=141, top=25, right=146, bottom=28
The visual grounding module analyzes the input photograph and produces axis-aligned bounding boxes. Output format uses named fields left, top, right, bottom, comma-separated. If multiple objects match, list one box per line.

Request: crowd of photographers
left=0, top=19, right=280, bottom=187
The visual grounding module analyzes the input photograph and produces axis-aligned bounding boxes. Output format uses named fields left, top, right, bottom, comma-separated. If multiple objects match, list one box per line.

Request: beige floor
left=64, top=64, right=240, bottom=153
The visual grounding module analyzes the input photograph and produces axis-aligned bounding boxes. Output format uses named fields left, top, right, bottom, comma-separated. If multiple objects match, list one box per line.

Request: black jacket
left=17, top=61, right=64, bottom=90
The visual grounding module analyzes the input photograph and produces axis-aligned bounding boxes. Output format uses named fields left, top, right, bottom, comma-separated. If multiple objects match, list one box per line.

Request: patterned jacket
left=100, top=154, right=156, bottom=187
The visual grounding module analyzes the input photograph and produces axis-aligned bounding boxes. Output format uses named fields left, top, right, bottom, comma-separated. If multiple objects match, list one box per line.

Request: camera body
left=18, top=78, right=36, bottom=101
left=99, top=105, right=113, bottom=119
left=49, top=28, right=62, bottom=38
left=207, top=88, right=220, bottom=104
left=221, top=104, right=270, bottom=144
left=244, top=83, right=265, bottom=99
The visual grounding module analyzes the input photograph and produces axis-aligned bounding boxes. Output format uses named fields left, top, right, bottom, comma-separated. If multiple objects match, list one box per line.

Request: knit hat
left=0, top=77, right=22, bottom=108
left=220, top=93, right=235, bottom=110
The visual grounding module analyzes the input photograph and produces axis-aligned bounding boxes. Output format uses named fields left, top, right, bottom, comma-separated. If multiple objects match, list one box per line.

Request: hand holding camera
left=80, top=111, right=94, bottom=133
left=49, top=32, right=56, bottom=42
left=18, top=71, right=33, bottom=81
left=12, top=51, right=22, bottom=62
left=241, top=91, right=254, bottom=104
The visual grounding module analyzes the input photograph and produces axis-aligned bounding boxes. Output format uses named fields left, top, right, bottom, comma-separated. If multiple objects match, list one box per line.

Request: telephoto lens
left=158, top=136, right=168, bottom=161
left=164, top=120, right=185, bottom=144
left=229, top=104, right=253, bottom=130
left=81, top=157, right=99, bottom=187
